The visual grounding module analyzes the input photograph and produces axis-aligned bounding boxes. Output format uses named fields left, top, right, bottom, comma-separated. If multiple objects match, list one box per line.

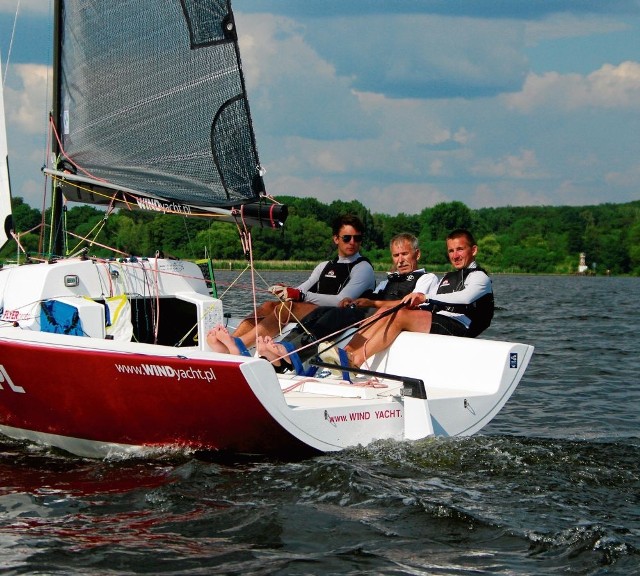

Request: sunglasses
left=339, top=234, right=363, bottom=243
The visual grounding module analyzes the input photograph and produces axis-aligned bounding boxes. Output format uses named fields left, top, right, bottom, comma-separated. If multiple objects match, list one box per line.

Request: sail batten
left=56, top=0, right=263, bottom=210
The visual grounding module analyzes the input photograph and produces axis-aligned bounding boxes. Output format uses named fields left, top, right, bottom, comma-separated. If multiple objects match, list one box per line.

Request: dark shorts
left=430, top=314, right=469, bottom=337
left=285, top=305, right=370, bottom=362
left=301, top=305, right=368, bottom=340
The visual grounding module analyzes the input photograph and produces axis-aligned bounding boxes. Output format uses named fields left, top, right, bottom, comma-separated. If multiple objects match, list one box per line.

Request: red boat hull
left=0, top=338, right=315, bottom=458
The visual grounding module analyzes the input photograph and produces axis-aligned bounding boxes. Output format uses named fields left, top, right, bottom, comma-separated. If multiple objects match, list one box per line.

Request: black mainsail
left=46, top=0, right=284, bottom=227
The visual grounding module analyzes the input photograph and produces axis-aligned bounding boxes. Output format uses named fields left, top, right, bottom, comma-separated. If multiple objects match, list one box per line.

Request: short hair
left=447, top=228, right=476, bottom=246
left=389, top=233, right=419, bottom=251
left=332, top=214, right=365, bottom=236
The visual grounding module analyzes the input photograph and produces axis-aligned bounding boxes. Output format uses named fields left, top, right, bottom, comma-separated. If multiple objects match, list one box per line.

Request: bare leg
left=344, top=304, right=404, bottom=360
left=237, top=301, right=319, bottom=348
left=231, top=301, right=278, bottom=338
left=345, top=308, right=433, bottom=367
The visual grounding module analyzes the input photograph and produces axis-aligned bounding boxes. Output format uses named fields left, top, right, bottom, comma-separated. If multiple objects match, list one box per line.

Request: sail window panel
left=181, top=0, right=234, bottom=47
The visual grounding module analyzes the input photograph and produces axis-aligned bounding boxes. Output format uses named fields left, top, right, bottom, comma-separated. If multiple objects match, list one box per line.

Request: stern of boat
left=365, top=332, right=534, bottom=437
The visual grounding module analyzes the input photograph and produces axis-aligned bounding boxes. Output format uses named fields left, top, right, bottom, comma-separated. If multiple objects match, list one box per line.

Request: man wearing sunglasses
left=207, top=214, right=375, bottom=353
left=282, top=216, right=373, bottom=306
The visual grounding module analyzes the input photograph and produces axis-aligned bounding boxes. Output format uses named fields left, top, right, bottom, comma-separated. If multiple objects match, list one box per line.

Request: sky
left=1, top=0, right=639, bottom=216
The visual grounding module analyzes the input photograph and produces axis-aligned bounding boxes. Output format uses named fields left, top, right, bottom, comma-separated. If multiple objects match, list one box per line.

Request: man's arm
left=415, top=273, right=440, bottom=296
left=427, top=271, right=491, bottom=306
left=350, top=272, right=440, bottom=309
left=294, top=261, right=327, bottom=294
left=345, top=279, right=386, bottom=308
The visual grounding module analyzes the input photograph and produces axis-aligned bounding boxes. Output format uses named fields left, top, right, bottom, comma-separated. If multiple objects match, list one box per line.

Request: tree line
left=3, top=196, right=640, bottom=275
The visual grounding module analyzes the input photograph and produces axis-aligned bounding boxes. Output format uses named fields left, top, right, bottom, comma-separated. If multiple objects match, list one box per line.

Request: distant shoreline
left=200, top=260, right=614, bottom=276
left=202, top=259, right=447, bottom=273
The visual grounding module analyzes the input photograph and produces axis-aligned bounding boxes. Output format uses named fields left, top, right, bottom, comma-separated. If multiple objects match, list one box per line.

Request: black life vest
left=433, top=267, right=494, bottom=337
left=307, top=256, right=372, bottom=296
left=379, top=270, right=425, bottom=300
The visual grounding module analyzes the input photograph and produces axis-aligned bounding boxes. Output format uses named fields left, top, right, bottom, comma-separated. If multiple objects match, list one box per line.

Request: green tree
left=421, top=201, right=473, bottom=242
left=112, top=214, right=147, bottom=255
left=629, top=221, right=640, bottom=274
left=375, top=212, right=421, bottom=248
left=282, top=216, right=333, bottom=261
left=12, top=197, right=43, bottom=232
left=4, top=194, right=640, bottom=275
left=0, top=197, right=43, bottom=259
left=477, top=234, right=502, bottom=269
left=194, top=225, right=245, bottom=260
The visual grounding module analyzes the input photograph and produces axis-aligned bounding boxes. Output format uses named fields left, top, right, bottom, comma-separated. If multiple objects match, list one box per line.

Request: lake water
left=0, top=274, right=638, bottom=575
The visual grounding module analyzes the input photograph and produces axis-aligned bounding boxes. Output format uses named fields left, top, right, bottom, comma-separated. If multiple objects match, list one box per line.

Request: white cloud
left=605, top=162, right=640, bottom=187
left=3, top=63, right=50, bottom=206
left=0, top=1, right=47, bottom=15
left=237, top=13, right=375, bottom=140
left=2, top=2, right=640, bottom=216
left=504, top=61, right=640, bottom=112
left=525, top=13, right=629, bottom=46
left=363, top=183, right=448, bottom=216
left=268, top=172, right=448, bottom=215
left=429, top=159, right=444, bottom=176
left=5, top=63, right=49, bottom=133
left=471, top=149, right=541, bottom=179
left=304, top=14, right=529, bottom=99
left=471, top=183, right=552, bottom=208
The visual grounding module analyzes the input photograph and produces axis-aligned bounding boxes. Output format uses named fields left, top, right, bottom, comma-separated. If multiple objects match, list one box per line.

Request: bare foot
left=207, top=325, right=234, bottom=354
left=257, top=335, right=291, bottom=369
left=216, top=325, right=246, bottom=355
left=342, top=345, right=361, bottom=369
left=257, top=336, right=284, bottom=361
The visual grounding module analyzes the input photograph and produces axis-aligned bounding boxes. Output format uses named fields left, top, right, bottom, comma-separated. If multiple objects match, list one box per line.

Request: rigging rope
left=2, top=0, right=20, bottom=86
left=237, top=204, right=261, bottom=350
left=152, top=254, right=161, bottom=344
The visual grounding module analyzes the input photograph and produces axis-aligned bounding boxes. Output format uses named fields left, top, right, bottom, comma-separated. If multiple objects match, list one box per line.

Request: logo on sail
left=136, top=197, right=192, bottom=215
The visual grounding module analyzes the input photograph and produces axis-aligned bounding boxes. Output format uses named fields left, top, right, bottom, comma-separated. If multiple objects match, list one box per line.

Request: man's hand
left=269, top=284, right=304, bottom=302
left=402, top=292, right=427, bottom=308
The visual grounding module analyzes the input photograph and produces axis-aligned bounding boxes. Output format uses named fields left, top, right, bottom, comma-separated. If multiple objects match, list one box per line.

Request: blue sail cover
left=40, top=300, right=84, bottom=336
left=57, top=0, right=264, bottom=211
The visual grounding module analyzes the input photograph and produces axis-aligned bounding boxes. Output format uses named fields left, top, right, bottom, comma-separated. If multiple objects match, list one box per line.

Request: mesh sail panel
left=58, top=0, right=263, bottom=209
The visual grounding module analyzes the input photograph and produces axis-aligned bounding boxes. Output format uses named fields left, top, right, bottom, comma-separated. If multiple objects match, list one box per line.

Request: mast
left=0, top=57, right=15, bottom=250
left=49, top=0, right=64, bottom=258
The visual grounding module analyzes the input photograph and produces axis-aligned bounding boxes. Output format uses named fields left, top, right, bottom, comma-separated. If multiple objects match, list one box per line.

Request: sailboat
left=0, top=0, right=533, bottom=459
